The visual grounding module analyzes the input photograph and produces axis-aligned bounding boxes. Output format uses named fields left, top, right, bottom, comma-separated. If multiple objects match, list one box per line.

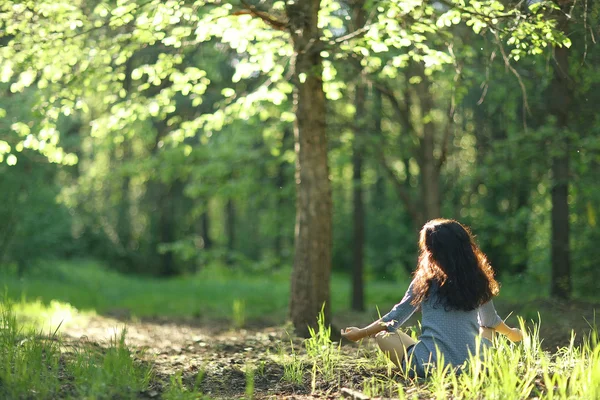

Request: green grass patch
left=0, top=259, right=546, bottom=327
left=0, top=304, right=153, bottom=399
left=67, top=329, right=153, bottom=398
left=0, top=307, right=62, bottom=399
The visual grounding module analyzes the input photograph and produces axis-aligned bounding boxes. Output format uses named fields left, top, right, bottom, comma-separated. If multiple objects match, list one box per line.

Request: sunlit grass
left=296, top=310, right=600, bottom=399
left=0, top=259, right=542, bottom=327
left=1, top=259, right=416, bottom=326
left=0, top=305, right=152, bottom=399
left=1, top=260, right=295, bottom=322
left=335, top=319, right=600, bottom=399
left=6, top=298, right=91, bottom=332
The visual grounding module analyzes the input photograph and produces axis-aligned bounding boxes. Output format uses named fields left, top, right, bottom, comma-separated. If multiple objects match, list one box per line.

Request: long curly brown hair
left=410, top=219, right=499, bottom=311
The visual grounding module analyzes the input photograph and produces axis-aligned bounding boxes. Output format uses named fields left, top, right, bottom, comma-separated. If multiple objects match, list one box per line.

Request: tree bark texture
left=352, top=82, right=366, bottom=312
left=274, top=127, right=292, bottom=265
left=549, top=26, right=572, bottom=299
left=287, top=0, right=333, bottom=336
left=350, top=0, right=366, bottom=312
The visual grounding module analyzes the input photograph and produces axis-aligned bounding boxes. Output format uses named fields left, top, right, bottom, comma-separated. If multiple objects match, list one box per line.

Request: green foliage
left=0, top=152, right=75, bottom=270
left=0, top=0, right=598, bottom=302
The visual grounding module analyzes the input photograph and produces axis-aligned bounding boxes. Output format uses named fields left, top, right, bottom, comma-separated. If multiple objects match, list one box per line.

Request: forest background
left=2, top=1, right=600, bottom=398
left=0, top=0, right=599, bottom=335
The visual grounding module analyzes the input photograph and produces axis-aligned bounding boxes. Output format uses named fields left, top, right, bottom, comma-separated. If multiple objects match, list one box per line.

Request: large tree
left=286, top=0, right=333, bottom=334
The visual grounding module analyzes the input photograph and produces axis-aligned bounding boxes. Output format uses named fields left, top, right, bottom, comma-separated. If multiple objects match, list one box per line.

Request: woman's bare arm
left=341, top=319, right=389, bottom=341
left=492, top=320, right=523, bottom=342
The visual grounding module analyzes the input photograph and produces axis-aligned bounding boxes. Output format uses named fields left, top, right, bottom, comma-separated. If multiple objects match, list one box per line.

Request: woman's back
left=382, top=281, right=502, bottom=375
left=416, top=285, right=501, bottom=372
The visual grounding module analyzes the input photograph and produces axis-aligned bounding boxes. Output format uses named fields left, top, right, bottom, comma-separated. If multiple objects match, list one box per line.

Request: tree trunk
left=352, top=82, right=366, bottom=312
left=350, top=0, right=367, bottom=312
left=274, top=127, right=292, bottom=266
left=416, top=69, right=441, bottom=224
left=549, top=23, right=572, bottom=299
left=287, top=0, right=332, bottom=336
left=200, top=204, right=212, bottom=250
left=117, top=144, right=132, bottom=252
left=225, top=198, right=235, bottom=265
left=372, top=89, right=386, bottom=208
left=158, top=183, right=176, bottom=277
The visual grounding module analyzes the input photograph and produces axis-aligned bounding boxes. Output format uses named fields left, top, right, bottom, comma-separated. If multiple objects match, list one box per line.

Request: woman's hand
left=507, top=327, right=523, bottom=342
left=341, top=327, right=365, bottom=342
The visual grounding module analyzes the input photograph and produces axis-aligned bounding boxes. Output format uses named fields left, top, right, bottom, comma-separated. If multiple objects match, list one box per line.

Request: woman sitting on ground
left=341, top=219, right=523, bottom=377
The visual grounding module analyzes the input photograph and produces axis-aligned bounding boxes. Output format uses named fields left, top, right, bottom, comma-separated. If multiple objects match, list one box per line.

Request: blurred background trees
left=0, top=0, right=599, bottom=329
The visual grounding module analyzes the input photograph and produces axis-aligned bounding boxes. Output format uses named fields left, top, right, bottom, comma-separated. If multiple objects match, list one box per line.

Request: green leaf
left=0, top=141, right=10, bottom=154
left=6, top=154, right=17, bottom=166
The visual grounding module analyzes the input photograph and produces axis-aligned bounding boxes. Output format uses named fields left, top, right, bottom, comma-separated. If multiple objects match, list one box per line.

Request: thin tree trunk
left=416, top=69, right=441, bottom=224
left=158, top=183, right=176, bottom=277
left=352, top=82, right=366, bottom=312
left=200, top=204, right=212, bottom=250
left=117, top=145, right=131, bottom=252
left=274, top=127, right=292, bottom=266
left=372, top=89, right=386, bottom=207
left=117, top=56, right=133, bottom=253
left=549, top=31, right=572, bottom=299
left=225, top=198, right=235, bottom=265
left=350, top=0, right=367, bottom=312
left=287, top=0, right=332, bottom=336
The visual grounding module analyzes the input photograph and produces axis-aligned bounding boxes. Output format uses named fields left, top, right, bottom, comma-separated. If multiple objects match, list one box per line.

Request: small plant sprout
left=304, top=304, right=341, bottom=380
left=245, top=363, right=255, bottom=399
left=280, top=342, right=304, bottom=385
left=232, top=299, right=246, bottom=329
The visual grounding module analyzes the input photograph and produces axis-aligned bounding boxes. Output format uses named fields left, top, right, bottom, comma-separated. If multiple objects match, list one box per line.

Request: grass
left=162, top=370, right=206, bottom=400
left=0, top=308, right=62, bottom=398
left=0, top=259, right=545, bottom=327
left=278, top=310, right=600, bottom=399
left=280, top=342, right=304, bottom=385
left=0, top=303, right=153, bottom=399
left=1, top=260, right=292, bottom=322
left=0, top=301, right=599, bottom=399
left=305, top=305, right=341, bottom=381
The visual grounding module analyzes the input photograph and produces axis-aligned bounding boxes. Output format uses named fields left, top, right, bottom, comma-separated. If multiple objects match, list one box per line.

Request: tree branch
left=234, top=0, right=287, bottom=31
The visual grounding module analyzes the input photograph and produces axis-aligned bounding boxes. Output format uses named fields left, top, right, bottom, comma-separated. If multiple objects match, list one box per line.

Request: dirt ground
left=62, top=315, right=360, bottom=399
left=59, top=299, right=599, bottom=399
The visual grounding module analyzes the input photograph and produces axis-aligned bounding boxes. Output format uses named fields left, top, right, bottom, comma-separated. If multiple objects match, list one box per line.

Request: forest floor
left=54, top=298, right=599, bottom=400
left=4, top=262, right=599, bottom=398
